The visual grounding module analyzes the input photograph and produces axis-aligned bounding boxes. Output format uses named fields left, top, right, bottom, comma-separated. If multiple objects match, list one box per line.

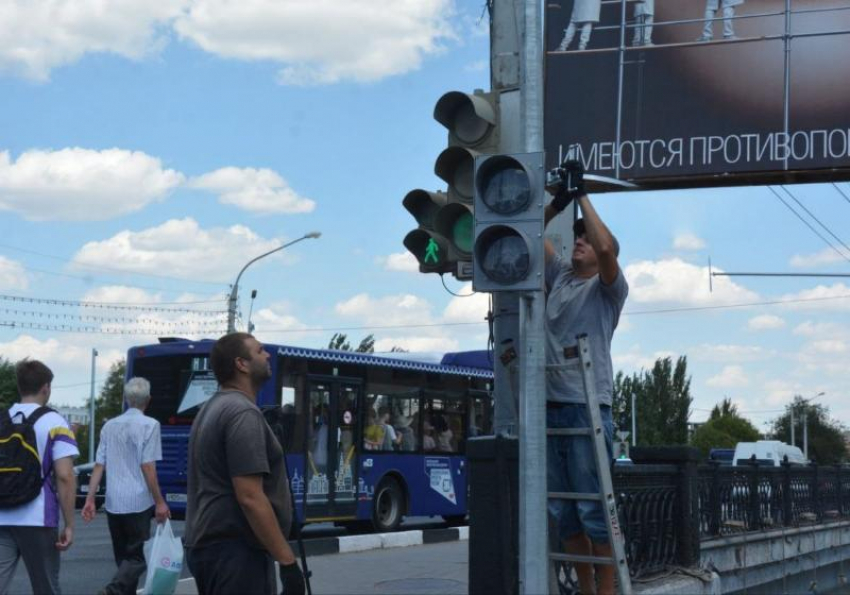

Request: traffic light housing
left=403, top=190, right=452, bottom=274
left=402, top=90, right=500, bottom=280
left=473, top=152, right=545, bottom=292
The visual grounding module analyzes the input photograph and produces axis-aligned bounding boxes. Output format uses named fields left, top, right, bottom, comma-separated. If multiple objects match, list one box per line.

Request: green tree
left=0, top=357, right=18, bottom=409
left=612, top=356, right=693, bottom=446
left=327, top=333, right=375, bottom=353
left=770, top=396, right=848, bottom=464
left=690, top=398, right=760, bottom=458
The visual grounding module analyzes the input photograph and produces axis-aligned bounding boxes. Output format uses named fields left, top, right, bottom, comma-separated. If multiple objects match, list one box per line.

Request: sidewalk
left=174, top=529, right=469, bottom=595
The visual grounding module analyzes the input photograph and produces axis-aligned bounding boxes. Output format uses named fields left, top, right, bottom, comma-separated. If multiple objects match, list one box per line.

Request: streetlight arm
left=227, top=231, right=321, bottom=333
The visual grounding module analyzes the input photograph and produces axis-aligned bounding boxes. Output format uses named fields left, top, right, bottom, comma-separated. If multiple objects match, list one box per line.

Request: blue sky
left=0, top=1, right=848, bottom=433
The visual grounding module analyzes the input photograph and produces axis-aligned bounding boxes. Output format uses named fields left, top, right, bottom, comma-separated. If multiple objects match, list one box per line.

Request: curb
left=303, top=526, right=469, bottom=557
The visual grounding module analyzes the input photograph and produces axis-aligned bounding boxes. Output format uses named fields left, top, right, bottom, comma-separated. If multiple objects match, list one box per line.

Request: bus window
left=388, top=396, right=419, bottom=453
left=425, top=397, right=466, bottom=454
left=363, top=391, right=418, bottom=452
left=132, top=355, right=213, bottom=425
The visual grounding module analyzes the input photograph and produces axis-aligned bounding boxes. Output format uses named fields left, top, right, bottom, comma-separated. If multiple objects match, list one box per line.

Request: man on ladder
left=544, top=161, right=629, bottom=595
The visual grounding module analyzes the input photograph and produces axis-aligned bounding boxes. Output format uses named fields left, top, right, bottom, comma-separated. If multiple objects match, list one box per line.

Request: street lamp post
left=226, top=232, right=321, bottom=333
left=791, top=391, right=824, bottom=460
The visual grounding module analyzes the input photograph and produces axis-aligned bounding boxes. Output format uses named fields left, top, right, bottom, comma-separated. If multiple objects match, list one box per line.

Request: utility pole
left=517, top=0, right=547, bottom=592
left=88, top=348, right=98, bottom=463
left=631, top=392, right=637, bottom=447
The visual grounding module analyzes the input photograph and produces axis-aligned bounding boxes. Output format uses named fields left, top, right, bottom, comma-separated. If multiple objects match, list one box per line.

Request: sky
left=0, top=0, right=848, bottom=433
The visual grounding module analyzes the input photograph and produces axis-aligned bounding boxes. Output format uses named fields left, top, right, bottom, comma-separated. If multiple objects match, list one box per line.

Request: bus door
left=305, top=377, right=361, bottom=520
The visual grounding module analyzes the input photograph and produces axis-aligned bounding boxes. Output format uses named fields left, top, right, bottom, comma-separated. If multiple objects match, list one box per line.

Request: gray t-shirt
left=545, top=253, right=628, bottom=406
left=184, top=390, right=292, bottom=550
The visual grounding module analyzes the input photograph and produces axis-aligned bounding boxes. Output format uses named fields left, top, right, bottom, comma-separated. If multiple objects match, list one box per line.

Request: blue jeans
left=547, top=403, right=613, bottom=544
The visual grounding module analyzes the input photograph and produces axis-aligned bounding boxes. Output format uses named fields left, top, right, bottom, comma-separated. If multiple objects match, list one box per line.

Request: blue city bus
left=126, top=339, right=494, bottom=531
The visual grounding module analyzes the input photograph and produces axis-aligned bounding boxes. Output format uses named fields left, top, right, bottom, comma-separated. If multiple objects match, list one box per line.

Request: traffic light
left=472, top=152, right=545, bottom=292
left=402, top=91, right=500, bottom=279
left=432, top=91, right=500, bottom=281
left=402, top=190, right=451, bottom=274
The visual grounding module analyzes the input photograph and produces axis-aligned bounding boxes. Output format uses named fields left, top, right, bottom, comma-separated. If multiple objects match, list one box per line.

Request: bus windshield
left=131, top=353, right=212, bottom=424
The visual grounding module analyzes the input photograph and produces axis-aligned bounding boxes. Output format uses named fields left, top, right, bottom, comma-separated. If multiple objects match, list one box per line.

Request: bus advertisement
left=126, top=339, right=494, bottom=532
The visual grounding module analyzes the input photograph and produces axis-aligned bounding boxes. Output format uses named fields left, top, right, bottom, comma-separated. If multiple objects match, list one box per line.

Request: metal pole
left=790, top=406, right=795, bottom=447
left=803, top=409, right=809, bottom=460
left=631, top=392, right=637, bottom=447
left=226, top=232, right=321, bottom=333
left=518, top=0, right=547, bottom=592
left=88, top=348, right=98, bottom=463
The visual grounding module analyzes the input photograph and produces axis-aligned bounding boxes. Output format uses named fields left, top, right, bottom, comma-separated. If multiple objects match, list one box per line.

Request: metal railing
left=610, top=452, right=850, bottom=577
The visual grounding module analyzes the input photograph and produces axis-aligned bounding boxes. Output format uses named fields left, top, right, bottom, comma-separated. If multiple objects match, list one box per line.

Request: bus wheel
left=442, top=514, right=466, bottom=527
left=373, top=478, right=404, bottom=532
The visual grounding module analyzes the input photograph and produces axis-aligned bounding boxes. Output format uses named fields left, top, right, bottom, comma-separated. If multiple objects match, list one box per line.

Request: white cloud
left=374, top=336, right=459, bottom=353
left=778, top=283, right=850, bottom=311
left=690, top=344, right=767, bottom=363
left=612, top=346, right=677, bottom=374
left=71, top=218, right=292, bottom=283
left=672, top=233, right=706, bottom=251
left=790, top=247, right=849, bottom=268
left=189, top=167, right=314, bottom=214
left=379, top=252, right=419, bottom=273
left=0, top=256, right=29, bottom=291
left=793, top=321, right=849, bottom=337
left=0, top=0, right=185, bottom=80
left=625, top=259, right=758, bottom=306
left=464, top=60, right=488, bottom=73
left=706, top=365, right=750, bottom=388
left=335, top=293, right=433, bottom=327
left=807, top=339, right=848, bottom=354
left=747, top=314, right=785, bottom=331
left=174, top=0, right=454, bottom=85
left=0, top=148, right=183, bottom=221
left=442, top=285, right=488, bottom=324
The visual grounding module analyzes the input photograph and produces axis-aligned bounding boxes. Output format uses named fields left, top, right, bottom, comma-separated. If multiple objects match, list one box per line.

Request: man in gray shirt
left=184, top=333, right=304, bottom=595
left=544, top=162, right=628, bottom=595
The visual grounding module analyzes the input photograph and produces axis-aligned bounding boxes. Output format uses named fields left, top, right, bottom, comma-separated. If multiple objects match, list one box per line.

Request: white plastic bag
left=142, top=519, right=183, bottom=595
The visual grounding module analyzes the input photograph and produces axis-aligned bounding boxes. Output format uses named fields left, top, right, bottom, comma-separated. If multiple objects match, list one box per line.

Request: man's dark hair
left=211, top=333, right=253, bottom=385
left=15, top=359, right=54, bottom=396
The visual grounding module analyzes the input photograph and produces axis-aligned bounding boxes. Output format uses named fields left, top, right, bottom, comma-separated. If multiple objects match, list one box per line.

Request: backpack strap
left=24, top=406, right=55, bottom=426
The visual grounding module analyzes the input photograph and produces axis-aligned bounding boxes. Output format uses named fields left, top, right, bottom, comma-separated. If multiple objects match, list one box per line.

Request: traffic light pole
left=517, top=0, right=548, bottom=592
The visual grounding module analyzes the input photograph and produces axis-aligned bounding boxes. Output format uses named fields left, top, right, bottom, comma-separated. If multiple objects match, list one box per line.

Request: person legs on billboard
left=556, top=0, right=601, bottom=51
left=699, top=0, right=744, bottom=41
left=633, top=0, right=654, bottom=46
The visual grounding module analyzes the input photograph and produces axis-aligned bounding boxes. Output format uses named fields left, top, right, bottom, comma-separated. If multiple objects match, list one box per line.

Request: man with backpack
left=0, top=359, right=79, bottom=594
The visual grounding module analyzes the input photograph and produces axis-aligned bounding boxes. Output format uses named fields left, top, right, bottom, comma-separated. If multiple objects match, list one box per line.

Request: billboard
left=544, top=0, right=850, bottom=190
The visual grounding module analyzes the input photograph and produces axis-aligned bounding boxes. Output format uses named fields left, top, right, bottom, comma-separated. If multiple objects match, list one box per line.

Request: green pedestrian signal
left=424, top=238, right=440, bottom=264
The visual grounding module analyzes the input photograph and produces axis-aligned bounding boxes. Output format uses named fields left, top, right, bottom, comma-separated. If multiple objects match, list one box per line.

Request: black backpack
left=0, top=406, right=53, bottom=507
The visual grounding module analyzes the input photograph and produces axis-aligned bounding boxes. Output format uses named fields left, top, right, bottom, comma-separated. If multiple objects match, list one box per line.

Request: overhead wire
left=780, top=185, right=850, bottom=257
left=768, top=186, right=850, bottom=265
left=833, top=182, right=850, bottom=206
left=0, top=294, right=226, bottom=315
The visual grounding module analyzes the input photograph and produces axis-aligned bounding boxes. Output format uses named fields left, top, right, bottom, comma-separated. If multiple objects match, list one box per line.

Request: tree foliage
left=612, top=356, right=693, bottom=446
left=0, top=357, right=18, bottom=409
left=691, top=398, right=760, bottom=458
left=770, top=396, right=848, bottom=464
left=327, top=333, right=375, bottom=353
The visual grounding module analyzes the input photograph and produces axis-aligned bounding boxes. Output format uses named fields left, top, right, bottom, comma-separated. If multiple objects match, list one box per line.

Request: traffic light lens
left=452, top=211, right=473, bottom=253
left=480, top=163, right=531, bottom=215
left=455, top=102, right=490, bottom=144
left=475, top=226, right=531, bottom=285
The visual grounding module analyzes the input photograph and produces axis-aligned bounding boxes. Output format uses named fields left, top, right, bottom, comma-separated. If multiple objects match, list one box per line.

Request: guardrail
left=612, top=448, right=850, bottom=577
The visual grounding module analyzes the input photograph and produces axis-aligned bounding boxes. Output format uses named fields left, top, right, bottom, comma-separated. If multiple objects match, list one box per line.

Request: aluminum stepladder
left=546, top=333, right=632, bottom=595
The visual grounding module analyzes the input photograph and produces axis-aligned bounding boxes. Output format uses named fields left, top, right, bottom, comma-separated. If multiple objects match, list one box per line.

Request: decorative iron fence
left=611, top=448, right=850, bottom=577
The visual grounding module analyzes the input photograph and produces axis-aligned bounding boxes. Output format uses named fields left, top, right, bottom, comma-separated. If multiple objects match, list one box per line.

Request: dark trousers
left=103, top=508, right=153, bottom=595
left=0, top=526, right=61, bottom=595
left=187, top=540, right=275, bottom=595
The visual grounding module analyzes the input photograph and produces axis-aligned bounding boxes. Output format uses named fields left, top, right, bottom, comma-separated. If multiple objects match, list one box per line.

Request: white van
left=732, top=441, right=808, bottom=467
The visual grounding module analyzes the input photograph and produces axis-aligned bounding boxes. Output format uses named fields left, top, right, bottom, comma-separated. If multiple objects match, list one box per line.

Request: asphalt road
left=4, top=514, right=455, bottom=594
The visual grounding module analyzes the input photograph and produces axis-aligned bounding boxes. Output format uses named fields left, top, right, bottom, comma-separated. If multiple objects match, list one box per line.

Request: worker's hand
left=81, top=498, right=97, bottom=523
left=561, top=159, right=585, bottom=197
left=279, top=561, right=306, bottom=595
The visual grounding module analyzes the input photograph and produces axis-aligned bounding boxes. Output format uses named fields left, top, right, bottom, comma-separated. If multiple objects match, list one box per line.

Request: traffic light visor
left=403, top=189, right=447, bottom=228
left=476, top=156, right=532, bottom=216
left=435, top=146, right=475, bottom=202
left=434, top=92, right=496, bottom=146
left=474, top=225, right=531, bottom=285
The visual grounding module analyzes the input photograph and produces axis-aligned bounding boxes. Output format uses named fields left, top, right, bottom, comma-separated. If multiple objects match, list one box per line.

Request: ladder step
left=550, top=552, right=623, bottom=566
left=548, top=491, right=602, bottom=502
left=546, top=427, right=592, bottom=437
